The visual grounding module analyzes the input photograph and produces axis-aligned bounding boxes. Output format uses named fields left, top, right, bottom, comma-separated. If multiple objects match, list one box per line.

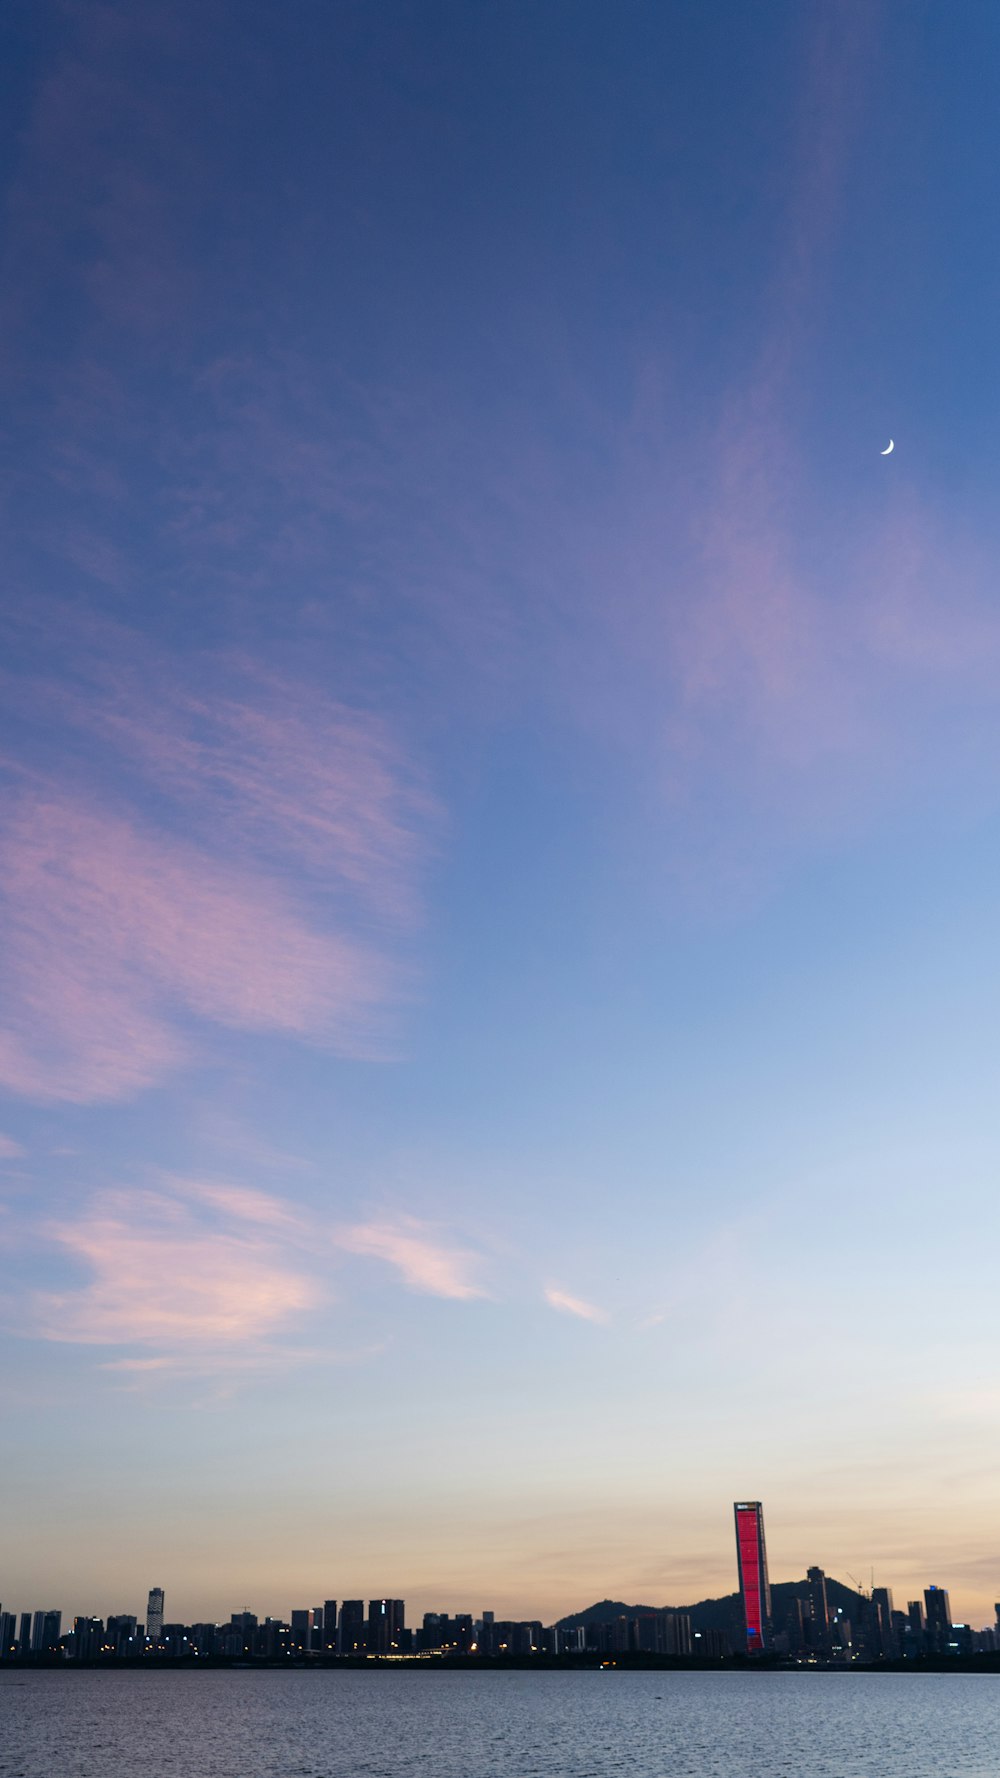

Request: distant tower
left=807, top=1566, right=831, bottom=1649
left=146, top=1588, right=164, bottom=1643
left=734, top=1501, right=772, bottom=1653
left=923, top=1586, right=951, bottom=1654
left=340, top=1600, right=365, bottom=1654
left=871, top=1586, right=895, bottom=1658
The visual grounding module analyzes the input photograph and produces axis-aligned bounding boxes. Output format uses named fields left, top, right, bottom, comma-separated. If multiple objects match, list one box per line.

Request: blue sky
left=2, top=0, right=999, bottom=1627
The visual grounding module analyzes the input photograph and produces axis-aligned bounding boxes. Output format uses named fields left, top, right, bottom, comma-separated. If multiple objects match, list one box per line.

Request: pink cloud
left=16, top=1180, right=487, bottom=1378
left=336, top=1217, right=486, bottom=1300
left=69, top=660, right=435, bottom=924
left=171, top=1177, right=306, bottom=1231
left=34, top=1185, right=322, bottom=1350
left=544, top=1286, right=609, bottom=1326
left=0, top=617, right=436, bottom=1106
left=0, top=788, right=393, bottom=1103
left=0, top=1134, right=25, bottom=1161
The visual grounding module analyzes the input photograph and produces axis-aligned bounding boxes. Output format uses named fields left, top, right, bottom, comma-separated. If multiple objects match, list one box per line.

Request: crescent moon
left=881, top=439, right=894, bottom=455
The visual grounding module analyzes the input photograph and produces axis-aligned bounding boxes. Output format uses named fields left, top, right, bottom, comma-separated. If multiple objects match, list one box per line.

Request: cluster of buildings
left=733, top=1500, right=999, bottom=1661
left=0, top=1593, right=559, bottom=1662
left=3, top=1501, right=998, bottom=1665
left=0, top=1591, right=717, bottom=1663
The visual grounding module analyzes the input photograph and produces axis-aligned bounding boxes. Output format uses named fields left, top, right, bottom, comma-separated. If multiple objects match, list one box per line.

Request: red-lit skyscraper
left=734, top=1501, right=772, bottom=1653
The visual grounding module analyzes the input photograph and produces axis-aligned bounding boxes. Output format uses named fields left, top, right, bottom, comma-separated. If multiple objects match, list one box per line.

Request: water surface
left=1, top=1667, right=998, bottom=1778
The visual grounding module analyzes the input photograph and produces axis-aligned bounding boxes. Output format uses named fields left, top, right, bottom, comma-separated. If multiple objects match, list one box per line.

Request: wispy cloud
left=0, top=789, right=394, bottom=1103
left=15, top=1179, right=488, bottom=1378
left=172, top=1177, right=307, bottom=1231
left=0, top=1135, right=25, bottom=1161
left=336, top=1216, right=487, bottom=1300
left=33, top=645, right=435, bottom=924
left=544, top=1286, right=610, bottom=1325
left=0, top=625, right=434, bottom=1105
left=33, top=1185, right=321, bottom=1351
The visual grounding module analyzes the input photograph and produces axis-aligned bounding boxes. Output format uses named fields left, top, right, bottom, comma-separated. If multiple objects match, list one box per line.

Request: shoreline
left=5, top=1654, right=1000, bottom=1676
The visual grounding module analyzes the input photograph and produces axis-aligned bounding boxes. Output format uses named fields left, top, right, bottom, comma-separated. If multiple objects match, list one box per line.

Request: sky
left=1, top=0, right=999, bottom=1631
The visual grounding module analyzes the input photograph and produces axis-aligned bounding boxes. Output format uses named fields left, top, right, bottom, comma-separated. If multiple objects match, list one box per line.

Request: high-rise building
left=367, top=1599, right=405, bottom=1653
left=229, top=1612, right=257, bottom=1655
left=806, top=1567, right=830, bottom=1650
left=0, top=1612, right=17, bottom=1660
left=107, top=1615, right=140, bottom=1657
left=733, top=1501, right=772, bottom=1653
left=924, top=1586, right=951, bottom=1653
left=30, top=1610, right=61, bottom=1653
left=340, top=1600, right=365, bottom=1654
left=73, top=1617, right=103, bottom=1660
left=781, top=1594, right=807, bottom=1654
left=323, top=1601, right=338, bottom=1652
left=18, top=1613, right=31, bottom=1655
left=634, top=1610, right=692, bottom=1656
left=800, top=1571, right=825, bottom=1635
left=146, top=1589, right=164, bottom=1643
left=290, top=1609, right=314, bottom=1652
left=906, top=1599, right=926, bottom=1654
left=871, top=1587, right=896, bottom=1658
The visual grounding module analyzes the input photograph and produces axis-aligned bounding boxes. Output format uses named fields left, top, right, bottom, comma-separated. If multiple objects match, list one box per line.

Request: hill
left=557, top=1577, right=866, bottom=1635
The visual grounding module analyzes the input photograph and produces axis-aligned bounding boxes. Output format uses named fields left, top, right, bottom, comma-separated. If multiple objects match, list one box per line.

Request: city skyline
left=4, top=1504, right=997, bottom=1638
left=5, top=1571, right=998, bottom=1663
left=3, top=2, right=1000, bottom=1631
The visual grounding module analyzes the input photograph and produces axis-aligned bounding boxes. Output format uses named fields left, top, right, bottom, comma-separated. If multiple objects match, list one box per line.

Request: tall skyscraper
left=806, top=1566, right=830, bottom=1649
left=924, top=1586, right=951, bottom=1653
left=290, top=1608, right=314, bottom=1652
left=340, top=1600, right=365, bottom=1654
left=871, top=1587, right=896, bottom=1658
left=146, top=1588, right=164, bottom=1642
left=323, top=1601, right=338, bottom=1652
left=734, top=1501, right=772, bottom=1653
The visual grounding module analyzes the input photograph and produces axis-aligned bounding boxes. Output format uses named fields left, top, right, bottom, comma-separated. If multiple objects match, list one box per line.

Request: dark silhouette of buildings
left=339, top=1599, right=365, bottom=1654
left=3, top=1502, right=997, bottom=1667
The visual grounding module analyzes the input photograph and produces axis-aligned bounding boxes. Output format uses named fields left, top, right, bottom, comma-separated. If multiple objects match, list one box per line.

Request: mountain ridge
left=556, top=1576, right=866, bottom=1633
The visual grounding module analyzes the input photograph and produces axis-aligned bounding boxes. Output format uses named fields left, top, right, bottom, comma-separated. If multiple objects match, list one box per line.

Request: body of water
left=1, top=1667, right=998, bottom=1778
